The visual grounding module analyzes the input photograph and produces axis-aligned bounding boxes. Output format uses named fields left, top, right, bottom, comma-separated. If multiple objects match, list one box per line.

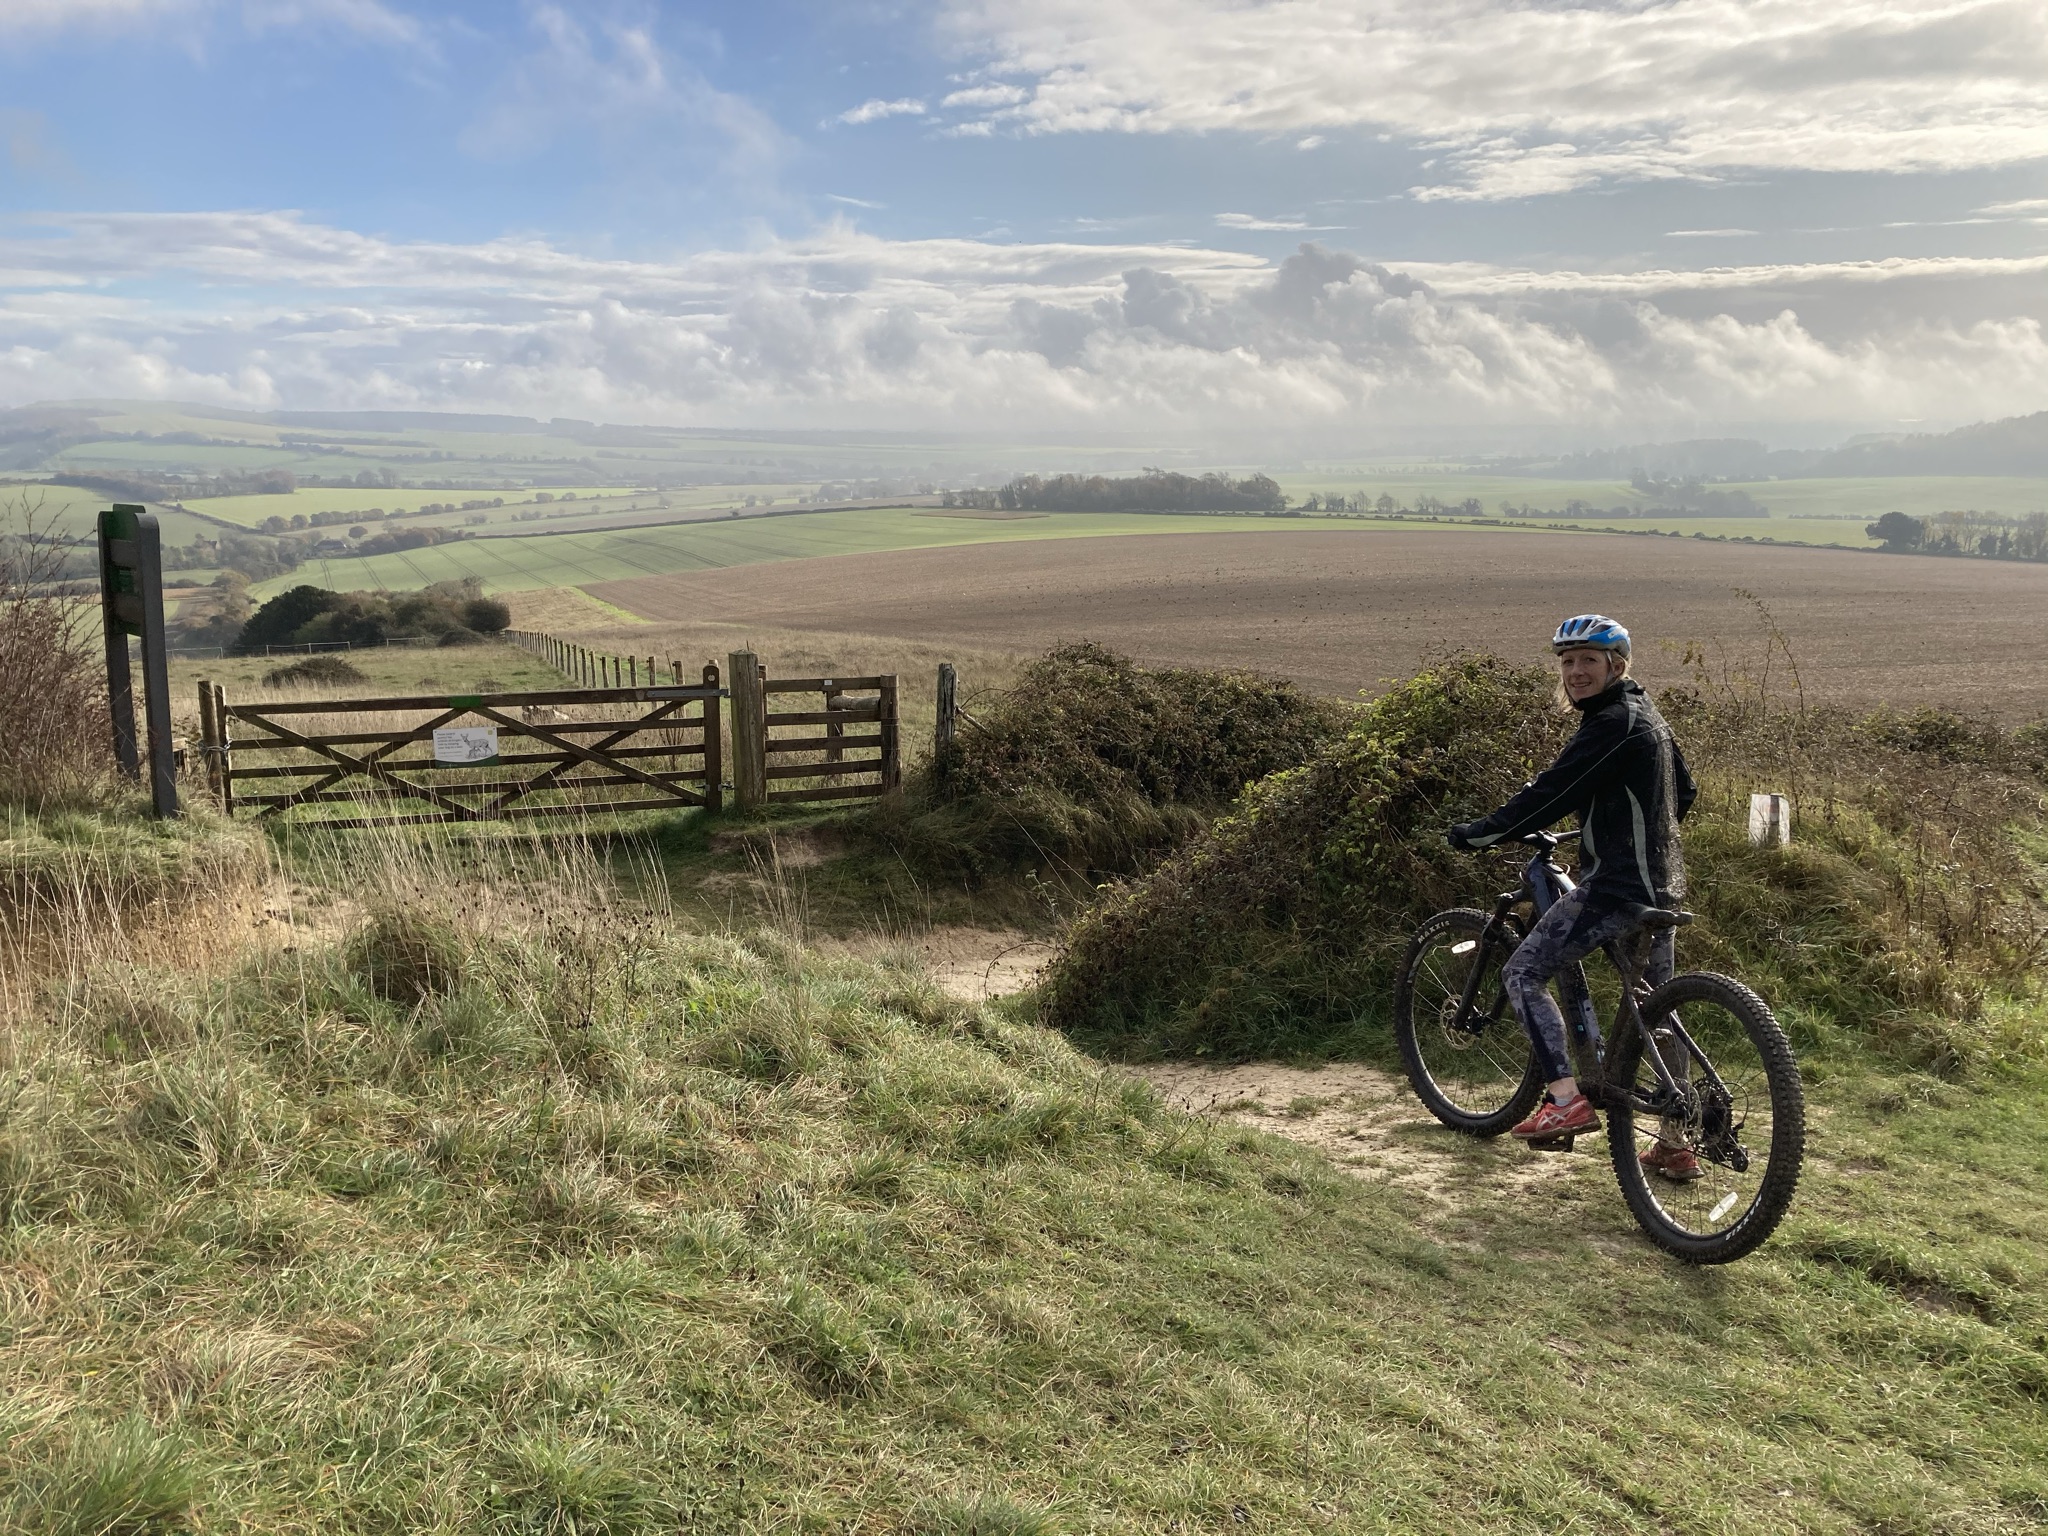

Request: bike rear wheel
left=1606, top=971, right=1804, bottom=1264
left=1394, top=908, right=1542, bottom=1136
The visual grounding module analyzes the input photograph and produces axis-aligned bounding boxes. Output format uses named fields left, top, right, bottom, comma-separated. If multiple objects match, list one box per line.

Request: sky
left=0, top=0, right=2045, bottom=449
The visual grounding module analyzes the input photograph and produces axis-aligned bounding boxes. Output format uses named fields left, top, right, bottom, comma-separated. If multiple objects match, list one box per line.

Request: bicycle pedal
left=1526, top=1134, right=1576, bottom=1153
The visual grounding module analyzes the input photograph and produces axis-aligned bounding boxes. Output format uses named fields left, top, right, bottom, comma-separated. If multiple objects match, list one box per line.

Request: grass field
left=0, top=481, right=237, bottom=547
left=248, top=510, right=1449, bottom=600
left=165, top=640, right=567, bottom=709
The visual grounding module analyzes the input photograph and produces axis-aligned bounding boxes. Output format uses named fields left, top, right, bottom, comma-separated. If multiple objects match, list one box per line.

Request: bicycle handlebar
left=1517, top=829, right=1581, bottom=848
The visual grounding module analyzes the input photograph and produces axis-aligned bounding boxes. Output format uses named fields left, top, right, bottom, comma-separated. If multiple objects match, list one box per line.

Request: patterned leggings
left=1501, top=886, right=1673, bottom=1084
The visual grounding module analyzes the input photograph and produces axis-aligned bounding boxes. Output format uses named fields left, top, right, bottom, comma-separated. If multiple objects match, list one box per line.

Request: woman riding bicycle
left=1445, top=614, right=1701, bottom=1177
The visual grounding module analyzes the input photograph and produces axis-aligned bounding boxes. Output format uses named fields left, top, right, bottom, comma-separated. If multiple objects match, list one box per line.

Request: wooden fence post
left=629, top=655, right=638, bottom=687
left=934, top=662, right=957, bottom=783
left=701, top=662, right=724, bottom=813
left=728, top=650, right=766, bottom=813
left=879, top=674, right=901, bottom=793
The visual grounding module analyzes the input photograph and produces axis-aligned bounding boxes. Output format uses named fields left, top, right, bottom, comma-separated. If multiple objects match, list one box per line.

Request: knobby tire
left=1605, top=970, right=1804, bottom=1264
left=1394, top=908, right=1542, bottom=1137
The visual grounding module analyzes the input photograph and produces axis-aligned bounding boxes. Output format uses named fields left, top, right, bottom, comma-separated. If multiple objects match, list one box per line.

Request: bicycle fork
left=1448, top=890, right=1522, bottom=1033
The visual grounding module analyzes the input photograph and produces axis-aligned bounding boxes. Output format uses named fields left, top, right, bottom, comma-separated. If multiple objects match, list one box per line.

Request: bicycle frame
left=1453, top=831, right=1740, bottom=1131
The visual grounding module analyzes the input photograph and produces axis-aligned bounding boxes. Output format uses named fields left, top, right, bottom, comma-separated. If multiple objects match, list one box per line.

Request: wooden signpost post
left=97, top=502, right=178, bottom=818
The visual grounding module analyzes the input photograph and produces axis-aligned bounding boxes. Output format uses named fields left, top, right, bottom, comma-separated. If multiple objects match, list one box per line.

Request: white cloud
left=1667, top=229, right=1757, bottom=238
left=0, top=0, right=201, bottom=33
left=934, top=0, right=2048, bottom=199
left=1980, top=197, right=2048, bottom=213
left=0, top=0, right=420, bottom=44
left=826, top=193, right=885, bottom=209
left=940, top=84, right=1028, bottom=109
left=1216, top=212, right=1340, bottom=231
left=0, top=212, right=2043, bottom=439
left=837, top=97, right=927, bottom=125
left=1295, top=135, right=1324, bottom=150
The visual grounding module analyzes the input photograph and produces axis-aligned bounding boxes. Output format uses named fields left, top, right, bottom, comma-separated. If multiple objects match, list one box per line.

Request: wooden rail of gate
left=196, top=668, right=725, bottom=828
left=726, top=650, right=900, bottom=812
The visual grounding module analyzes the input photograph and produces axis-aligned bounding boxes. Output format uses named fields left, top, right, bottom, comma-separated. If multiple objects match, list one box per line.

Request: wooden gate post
left=701, top=662, right=724, bottom=813
left=727, top=650, right=766, bottom=812
left=196, top=681, right=220, bottom=804
left=823, top=682, right=845, bottom=763
left=213, top=683, right=234, bottom=817
left=879, top=674, right=901, bottom=793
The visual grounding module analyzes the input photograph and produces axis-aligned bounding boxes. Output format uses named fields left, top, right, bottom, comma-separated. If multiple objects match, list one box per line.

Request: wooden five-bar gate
left=196, top=648, right=903, bottom=827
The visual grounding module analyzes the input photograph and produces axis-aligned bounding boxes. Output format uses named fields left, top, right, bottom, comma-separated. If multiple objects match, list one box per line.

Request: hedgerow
left=1040, top=654, right=2048, bottom=1069
left=865, top=641, right=1348, bottom=880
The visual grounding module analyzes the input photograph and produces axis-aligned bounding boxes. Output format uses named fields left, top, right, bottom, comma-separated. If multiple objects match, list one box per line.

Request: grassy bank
left=2, top=832, right=2045, bottom=1534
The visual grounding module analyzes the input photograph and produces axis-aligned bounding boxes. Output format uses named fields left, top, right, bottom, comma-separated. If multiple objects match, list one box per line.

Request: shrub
left=234, top=578, right=506, bottom=655
left=261, top=656, right=368, bottom=689
left=1037, top=654, right=1559, bottom=1057
left=868, top=642, right=1348, bottom=880
left=1040, top=653, right=2048, bottom=1066
left=461, top=595, right=511, bottom=633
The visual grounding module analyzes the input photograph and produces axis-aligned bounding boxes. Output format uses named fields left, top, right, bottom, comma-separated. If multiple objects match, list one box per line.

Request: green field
left=165, top=639, right=565, bottom=702
left=247, top=504, right=1917, bottom=605
left=250, top=509, right=1463, bottom=599
left=196, top=485, right=649, bottom=529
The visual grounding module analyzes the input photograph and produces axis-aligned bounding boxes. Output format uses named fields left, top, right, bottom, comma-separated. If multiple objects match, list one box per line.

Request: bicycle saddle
left=1624, top=905, right=1694, bottom=930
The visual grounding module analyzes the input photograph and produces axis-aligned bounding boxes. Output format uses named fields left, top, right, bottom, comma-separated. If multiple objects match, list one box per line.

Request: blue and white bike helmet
left=1551, top=613, right=1630, bottom=657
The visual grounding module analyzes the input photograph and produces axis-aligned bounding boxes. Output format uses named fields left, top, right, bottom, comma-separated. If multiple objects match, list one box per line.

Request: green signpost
left=98, top=502, right=178, bottom=818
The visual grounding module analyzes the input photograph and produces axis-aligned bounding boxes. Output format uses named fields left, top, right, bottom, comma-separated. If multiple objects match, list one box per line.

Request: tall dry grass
left=0, top=493, right=113, bottom=810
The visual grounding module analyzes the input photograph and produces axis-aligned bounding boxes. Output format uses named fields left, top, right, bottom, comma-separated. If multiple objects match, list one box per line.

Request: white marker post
left=1748, top=793, right=1791, bottom=847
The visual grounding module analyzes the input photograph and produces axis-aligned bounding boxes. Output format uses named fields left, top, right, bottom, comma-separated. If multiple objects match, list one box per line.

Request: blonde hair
left=1554, top=649, right=1629, bottom=711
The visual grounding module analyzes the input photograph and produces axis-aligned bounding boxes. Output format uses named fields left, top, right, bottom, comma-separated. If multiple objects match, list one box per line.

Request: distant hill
left=1502, top=409, right=2048, bottom=482
left=1798, top=411, right=2048, bottom=476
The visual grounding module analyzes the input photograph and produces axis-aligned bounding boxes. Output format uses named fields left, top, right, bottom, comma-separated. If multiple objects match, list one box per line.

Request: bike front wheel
left=1393, top=908, right=1541, bottom=1136
left=1606, top=971, right=1804, bottom=1264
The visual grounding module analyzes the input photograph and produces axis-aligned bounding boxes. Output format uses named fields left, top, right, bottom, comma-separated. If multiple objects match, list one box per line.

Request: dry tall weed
left=0, top=492, right=112, bottom=808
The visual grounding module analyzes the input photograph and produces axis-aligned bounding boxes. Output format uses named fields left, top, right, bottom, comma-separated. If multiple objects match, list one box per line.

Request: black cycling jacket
left=1452, top=678, right=1697, bottom=910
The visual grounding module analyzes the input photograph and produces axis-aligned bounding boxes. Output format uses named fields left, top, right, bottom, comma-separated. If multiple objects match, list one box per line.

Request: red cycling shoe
left=1639, top=1140, right=1704, bottom=1181
left=1511, top=1093, right=1599, bottom=1140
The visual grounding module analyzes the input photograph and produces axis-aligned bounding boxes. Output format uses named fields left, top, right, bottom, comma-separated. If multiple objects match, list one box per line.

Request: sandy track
left=1131, top=1060, right=1587, bottom=1205
left=589, top=527, right=2048, bottom=713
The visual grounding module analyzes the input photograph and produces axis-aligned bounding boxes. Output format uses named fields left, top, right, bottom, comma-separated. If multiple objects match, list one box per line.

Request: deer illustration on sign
left=433, top=726, right=500, bottom=765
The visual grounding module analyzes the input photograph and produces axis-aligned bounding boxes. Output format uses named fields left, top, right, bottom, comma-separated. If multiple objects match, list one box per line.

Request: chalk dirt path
left=932, top=930, right=1592, bottom=1208
left=1129, top=1059, right=1587, bottom=1208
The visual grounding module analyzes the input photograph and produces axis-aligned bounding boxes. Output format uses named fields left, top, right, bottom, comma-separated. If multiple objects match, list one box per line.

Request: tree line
left=1866, top=510, right=2048, bottom=561
left=949, top=470, right=1287, bottom=514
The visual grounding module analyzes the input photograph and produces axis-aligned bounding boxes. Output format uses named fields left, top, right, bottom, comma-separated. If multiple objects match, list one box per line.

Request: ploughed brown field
left=584, top=528, right=2048, bottom=716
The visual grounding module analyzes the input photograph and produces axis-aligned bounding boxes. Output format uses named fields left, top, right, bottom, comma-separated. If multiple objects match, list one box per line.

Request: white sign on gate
left=433, top=725, right=500, bottom=765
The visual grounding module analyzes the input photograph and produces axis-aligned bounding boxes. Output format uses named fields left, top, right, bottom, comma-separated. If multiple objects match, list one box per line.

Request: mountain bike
left=1392, top=830, right=1803, bottom=1264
